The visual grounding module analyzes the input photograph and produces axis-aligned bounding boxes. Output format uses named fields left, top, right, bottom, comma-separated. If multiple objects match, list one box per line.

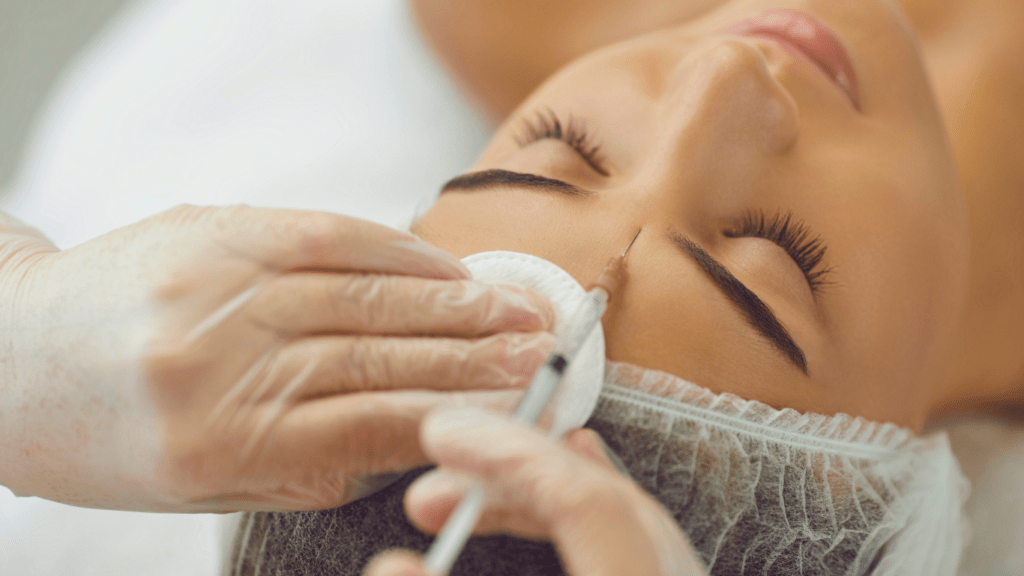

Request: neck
left=910, top=0, right=1024, bottom=419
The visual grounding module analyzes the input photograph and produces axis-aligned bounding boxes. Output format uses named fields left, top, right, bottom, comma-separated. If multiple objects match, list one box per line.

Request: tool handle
left=423, top=482, right=486, bottom=576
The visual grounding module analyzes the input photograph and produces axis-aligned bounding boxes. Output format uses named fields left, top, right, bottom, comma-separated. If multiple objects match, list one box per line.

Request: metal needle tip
left=621, top=228, right=642, bottom=258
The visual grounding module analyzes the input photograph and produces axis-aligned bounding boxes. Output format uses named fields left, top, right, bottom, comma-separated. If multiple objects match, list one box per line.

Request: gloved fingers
left=0, top=213, right=59, bottom=271
left=403, top=408, right=580, bottom=538
left=187, top=391, right=523, bottom=511
left=403, top=440, right=637, bottom=539
left=251, top=273, right=555, bottom=336
left=399, top=433, right=611, bottom=539
left=201, top=205, right=470, bottom=279
left=184, top=466, right=361, bottom=512
left=405, top=467, right=550, bottom=539
left=364, top=550, right=430, bottom=576
left=266, top=332, right=555, bottom=400
left=404, top=407, right=705, bottom=576
left=562, top=429, right=622, bottom=473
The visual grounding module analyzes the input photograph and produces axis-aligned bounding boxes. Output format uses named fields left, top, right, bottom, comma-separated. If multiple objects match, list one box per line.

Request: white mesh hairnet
left=226, top=358, right=969, bottom=576
left=589, top=361, right=969, bottom=576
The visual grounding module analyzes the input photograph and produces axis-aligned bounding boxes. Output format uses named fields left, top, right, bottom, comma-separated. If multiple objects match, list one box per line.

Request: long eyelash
left=515, top=108, right=609, bottom=176
left=725, top=209, right=834, bottom=292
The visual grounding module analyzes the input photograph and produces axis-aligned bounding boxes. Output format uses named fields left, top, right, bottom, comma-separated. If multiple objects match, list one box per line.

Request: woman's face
left=413, top=0, right=969, bottom=430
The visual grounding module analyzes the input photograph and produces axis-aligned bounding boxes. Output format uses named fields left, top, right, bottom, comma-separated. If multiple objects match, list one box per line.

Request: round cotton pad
left=462, top=251, right=605, bottom=437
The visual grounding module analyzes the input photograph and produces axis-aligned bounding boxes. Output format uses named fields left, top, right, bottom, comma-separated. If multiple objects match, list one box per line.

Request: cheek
left=815, top=176, right=968, bottom=407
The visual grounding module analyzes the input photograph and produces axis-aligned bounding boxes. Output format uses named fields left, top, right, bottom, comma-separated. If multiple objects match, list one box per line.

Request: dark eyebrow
left=435, top=168, right=808, bottom=373
left=441, top=169, right=595, bottom=197
left=668, top=230, right=809, bottom=374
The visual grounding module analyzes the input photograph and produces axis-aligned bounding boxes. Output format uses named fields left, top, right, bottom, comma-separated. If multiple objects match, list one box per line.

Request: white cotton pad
left=462, top=251, right=605, bottom=437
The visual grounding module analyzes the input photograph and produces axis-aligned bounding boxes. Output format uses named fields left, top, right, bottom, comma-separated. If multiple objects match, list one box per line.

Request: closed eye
left=725, top=209, right=834, bottom=294
left=515, top=108, right=610, bottom=177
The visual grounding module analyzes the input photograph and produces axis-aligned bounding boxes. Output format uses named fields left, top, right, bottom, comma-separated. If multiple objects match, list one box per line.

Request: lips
left=725, top=9, right=861, bottom=109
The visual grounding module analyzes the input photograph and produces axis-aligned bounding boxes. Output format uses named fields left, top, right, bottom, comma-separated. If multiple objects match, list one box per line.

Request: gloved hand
left=364, top=407, right=708, bottom=576
left=0, top=205, right=554, bottom=513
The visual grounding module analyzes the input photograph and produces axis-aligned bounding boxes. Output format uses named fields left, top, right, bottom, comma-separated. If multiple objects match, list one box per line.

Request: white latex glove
left=0, top=205, right=555, bottom=513
left=364, top=407, right=708, bottom=576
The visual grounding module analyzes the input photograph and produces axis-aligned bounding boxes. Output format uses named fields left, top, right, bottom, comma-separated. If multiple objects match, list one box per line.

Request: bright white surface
left=0, top=0, right=488, bottom=574
left=0, top=487, right=224, bottom=576
left=0, top=0, right=489, bottom=248
left=946, top=418, right=1024, bottom=576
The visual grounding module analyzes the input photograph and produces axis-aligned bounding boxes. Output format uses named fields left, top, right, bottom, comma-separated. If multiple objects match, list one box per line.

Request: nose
left=661, top=37, right=801, bottom=155
left=599, top=37, right=802, bottom=234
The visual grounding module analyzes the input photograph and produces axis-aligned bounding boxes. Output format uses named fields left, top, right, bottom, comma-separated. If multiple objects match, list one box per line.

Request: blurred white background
left=0, top=0, right=488, bottom=574
left=0, top=0, right=132, bottom=188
